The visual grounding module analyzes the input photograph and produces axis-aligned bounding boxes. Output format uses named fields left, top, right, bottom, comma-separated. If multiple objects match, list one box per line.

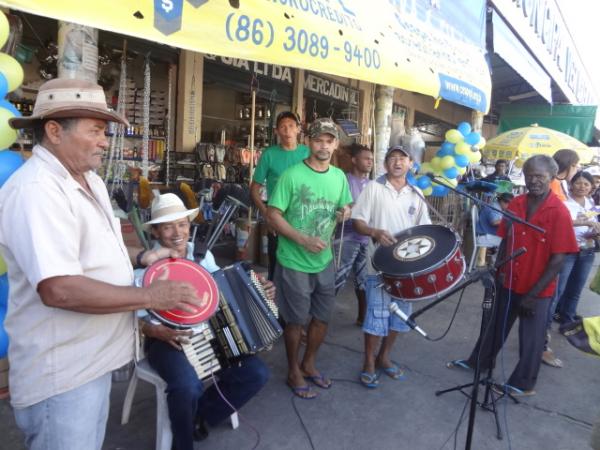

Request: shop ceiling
left=0, top=0, right=492, bottom=113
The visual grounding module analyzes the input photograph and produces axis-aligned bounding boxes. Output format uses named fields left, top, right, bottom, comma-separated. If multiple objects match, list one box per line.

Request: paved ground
left=1, top=256, right=599, bottom=450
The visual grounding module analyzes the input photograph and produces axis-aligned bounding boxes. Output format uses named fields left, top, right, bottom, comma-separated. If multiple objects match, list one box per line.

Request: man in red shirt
left=448, top=154, right=578, bottom=396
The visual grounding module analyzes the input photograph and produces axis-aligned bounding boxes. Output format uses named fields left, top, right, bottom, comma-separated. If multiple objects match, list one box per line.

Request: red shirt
left=497, top=191, right=578, bottom=297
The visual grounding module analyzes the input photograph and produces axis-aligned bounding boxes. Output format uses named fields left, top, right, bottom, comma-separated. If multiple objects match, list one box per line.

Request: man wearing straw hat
left=0, top=78, right=202, bottom=450
left=135, top=193, right=272, bottom=450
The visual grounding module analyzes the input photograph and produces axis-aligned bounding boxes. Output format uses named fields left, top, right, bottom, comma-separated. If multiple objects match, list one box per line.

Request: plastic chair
left=121, top=359, right=239, bottom=450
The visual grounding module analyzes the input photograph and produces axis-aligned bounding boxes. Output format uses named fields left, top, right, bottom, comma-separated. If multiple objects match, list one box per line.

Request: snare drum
left=372, top=225, right=465, bottom=301
left=143, top=258, right=220, bottom=328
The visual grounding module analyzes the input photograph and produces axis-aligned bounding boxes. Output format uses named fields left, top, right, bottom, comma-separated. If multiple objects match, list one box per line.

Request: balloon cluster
left=410, top=122, right=486, bottom=196
left=0, top=11, right=26, bottom=358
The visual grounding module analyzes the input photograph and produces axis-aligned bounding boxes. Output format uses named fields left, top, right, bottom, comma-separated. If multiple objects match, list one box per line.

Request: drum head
left=143, top=258, right=219, bottom=328
left=372, top=225, right=458, bottom=276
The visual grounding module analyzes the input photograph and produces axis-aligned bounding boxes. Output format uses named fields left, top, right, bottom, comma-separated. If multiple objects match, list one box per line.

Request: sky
left=557, top=0, right=600, bottom=103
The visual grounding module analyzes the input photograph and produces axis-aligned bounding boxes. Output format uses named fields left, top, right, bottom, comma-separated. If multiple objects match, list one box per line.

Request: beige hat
left=9, top=78, right=128, bottom=129
left=143, top=193, right=199, bottom=232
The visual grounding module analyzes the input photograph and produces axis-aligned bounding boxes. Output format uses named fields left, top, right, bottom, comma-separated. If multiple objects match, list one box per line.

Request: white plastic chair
left=121, top=359, right=239, bottom=450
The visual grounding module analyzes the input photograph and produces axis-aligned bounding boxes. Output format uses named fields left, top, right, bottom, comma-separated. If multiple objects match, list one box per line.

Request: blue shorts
left=362, top=274, right=411, bottom=336
left=334, top=240, right=368, bottom=293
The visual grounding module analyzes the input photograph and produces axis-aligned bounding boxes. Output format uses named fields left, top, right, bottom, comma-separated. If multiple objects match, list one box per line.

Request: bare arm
left=353, top=219, right=396, bottom=247
left=37, top=275, right=202, bottom=314
left=266, top=206, right=326, bottom=253
left=525, top=252, right=566, bottom=299
left=250, top=181, right=268, bottom=218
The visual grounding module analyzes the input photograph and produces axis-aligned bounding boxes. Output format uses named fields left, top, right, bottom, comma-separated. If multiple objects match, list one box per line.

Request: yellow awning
left=0, top=0, right=491, bottom=112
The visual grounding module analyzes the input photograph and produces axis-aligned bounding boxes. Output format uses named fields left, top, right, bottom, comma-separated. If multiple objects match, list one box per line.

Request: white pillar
left=373, top=85, right=394, bottom=177
left=57, top=21, right=98, bottom=81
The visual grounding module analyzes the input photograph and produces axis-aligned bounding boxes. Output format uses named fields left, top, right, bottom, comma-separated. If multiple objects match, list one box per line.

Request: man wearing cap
left=251, top=111, right=309, bottom=280
left=0, top=78, right=202, bottom=450
left=135, top=193, right=271, bottom=450
left=351, top=145, right=431, bottom=388
left=267, top=118, right=352, bottom=399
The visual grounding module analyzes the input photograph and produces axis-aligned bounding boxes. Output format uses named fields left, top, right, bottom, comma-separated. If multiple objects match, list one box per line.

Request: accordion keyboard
left=180, top=323, right=221, bottom=381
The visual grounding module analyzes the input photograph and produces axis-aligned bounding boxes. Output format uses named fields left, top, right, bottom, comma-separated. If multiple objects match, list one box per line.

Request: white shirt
left=351, top=175, right=431, bottom=273
left=0, top=145, right=135, bottom=408
left=564, top=195, right=596, bottom=248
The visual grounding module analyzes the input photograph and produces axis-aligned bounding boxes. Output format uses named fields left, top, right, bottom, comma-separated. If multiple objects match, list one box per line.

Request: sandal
left=359, top=371, right=380, bottom=389
left=288, top=383, right=317, bottom=399
left=379, top=365, right=405, bottom=380
left=446, top=359, right=472, bottom=371
left=304, top=374, right=332, bottom=389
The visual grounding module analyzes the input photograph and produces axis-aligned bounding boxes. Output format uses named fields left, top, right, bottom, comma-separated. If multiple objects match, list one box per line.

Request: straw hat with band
left=143, top=193, right=199, bottom=232
left=9, top=78, right=128, bottom=129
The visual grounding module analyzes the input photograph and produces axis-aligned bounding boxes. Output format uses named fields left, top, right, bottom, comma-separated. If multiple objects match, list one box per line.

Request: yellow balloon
left=0, top=107, right=17, bottom=148
left=457, top=166, right=467, bottom=175
left=455, top=141, right=471, bottom=155
left=422, top=186, right=433, bottom=196
left=445, top=129, right=463, bottom=144
left=468, top=150, right=482, bottom=163
left=473, top=136, right=486, bottom=150
left=441, top=155, right=456, bottom=170
left=0, top=53, right=24, bottom=92
left=430, top=157, right=442, bottom=170
left=420, top=162, right=433, bottom=174
left=0, top=13, right=8, bottom=49
left=0, top=253, right=6, bottom=276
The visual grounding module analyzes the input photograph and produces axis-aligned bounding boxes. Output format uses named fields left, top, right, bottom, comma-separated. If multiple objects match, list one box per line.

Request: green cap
left=308, top=118, right=339, bottom=139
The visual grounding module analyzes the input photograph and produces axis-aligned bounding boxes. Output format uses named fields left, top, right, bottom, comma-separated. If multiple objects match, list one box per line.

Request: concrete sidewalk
left=1, top=262, right=599, bottom=450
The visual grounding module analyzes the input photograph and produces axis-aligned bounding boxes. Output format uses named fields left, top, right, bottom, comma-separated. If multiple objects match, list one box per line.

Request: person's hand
left=301, top=236, right=328, bottom=253
left=256, top=274, right=275, bottom=301
left=335, top=205, right=352, bottom=223
left=519, top=294, right=537, bottom=317
left=142, top=323, right=193, bottom=350
left=587, top=221, right=600, bottom=234
left=372, top=229, right=397, bottom=247
left=140, top=247, right=180, bottom=267
left=146, top=267, right=206, bottom=312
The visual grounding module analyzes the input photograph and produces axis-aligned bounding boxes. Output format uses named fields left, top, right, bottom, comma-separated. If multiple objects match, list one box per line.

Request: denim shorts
left=362, top=274, right=411, bottom=336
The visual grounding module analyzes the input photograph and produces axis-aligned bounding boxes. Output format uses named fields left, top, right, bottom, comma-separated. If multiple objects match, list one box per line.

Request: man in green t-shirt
left=267, top=118, right=352, bottom=399
left=251, top=111, right=310, bottom=279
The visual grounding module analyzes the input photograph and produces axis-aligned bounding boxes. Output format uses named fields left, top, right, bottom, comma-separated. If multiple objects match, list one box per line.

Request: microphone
left=389, top=302, right=428, bottom=338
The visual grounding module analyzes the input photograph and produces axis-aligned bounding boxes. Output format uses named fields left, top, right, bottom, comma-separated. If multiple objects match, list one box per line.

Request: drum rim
left=378, top=245, right=463, bottom=278
left=384, top=258, right=467, bottom=302
left=147, top=309, right=199, bottom=328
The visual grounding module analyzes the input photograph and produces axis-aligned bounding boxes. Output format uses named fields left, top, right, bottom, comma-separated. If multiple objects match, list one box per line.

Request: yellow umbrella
left=483, top=123, right=594, bottom=165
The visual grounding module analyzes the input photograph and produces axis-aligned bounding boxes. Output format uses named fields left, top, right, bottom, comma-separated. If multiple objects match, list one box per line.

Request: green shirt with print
left=253, top=144, right=310, bottom=198
left=268, top=161, right=352, bottom=273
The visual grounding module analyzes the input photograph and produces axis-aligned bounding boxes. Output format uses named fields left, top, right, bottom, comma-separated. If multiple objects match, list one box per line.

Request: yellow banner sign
left=1, top=0, right=491, bottom=112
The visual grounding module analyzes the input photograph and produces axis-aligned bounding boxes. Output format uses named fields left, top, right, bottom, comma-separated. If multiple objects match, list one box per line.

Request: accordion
left=181, top=263, right=282, bottom=381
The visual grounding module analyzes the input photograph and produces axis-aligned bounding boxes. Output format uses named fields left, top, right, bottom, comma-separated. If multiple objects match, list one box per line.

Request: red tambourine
left=143, top=258, right=219, bottom=328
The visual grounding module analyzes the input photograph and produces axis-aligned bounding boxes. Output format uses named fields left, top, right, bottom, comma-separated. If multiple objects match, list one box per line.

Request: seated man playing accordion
left=135, top=193, right=272, bottom=450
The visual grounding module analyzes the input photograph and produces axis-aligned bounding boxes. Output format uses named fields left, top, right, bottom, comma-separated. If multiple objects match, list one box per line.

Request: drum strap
left=409, top=185, right=452, bottom=229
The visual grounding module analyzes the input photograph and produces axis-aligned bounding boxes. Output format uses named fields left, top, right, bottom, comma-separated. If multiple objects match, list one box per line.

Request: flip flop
left=446, top=359, right=472, bottom=371
left=359, top=371, right=380, bottom=389
left=379, top=365, right=405, bottom=380
left=288, top=384, right=317, bottom=400
left=304, top=374, right=332, bottom=389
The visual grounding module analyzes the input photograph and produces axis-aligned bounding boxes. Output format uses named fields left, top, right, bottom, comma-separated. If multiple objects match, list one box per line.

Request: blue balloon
left=465, top=132, right=481, bottom=146
left=440, top=141, right=455, bottom=153
left=444, top=167, right=459, bottom=179
left=406, top=171, right=416, bottom=185
left=0, top=100, right=21, bottom=117
left=412, top=162, right=420, bottom=173
left=454, top=154, right=469, bottom=168
left=437, top=146, right=454, bottom=158
left=457, top=122, right=472, bottom=136
left=0, top=73, right=7, bottom=98
left=0, top=151, right=24, bottom=188
left=416, top=175, right=431, bottom=190
left=431, top=185, right=448, bottom=197
left=0, top=273, right=7, bottom=308
left=0, top=327, right=8, bottom=358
